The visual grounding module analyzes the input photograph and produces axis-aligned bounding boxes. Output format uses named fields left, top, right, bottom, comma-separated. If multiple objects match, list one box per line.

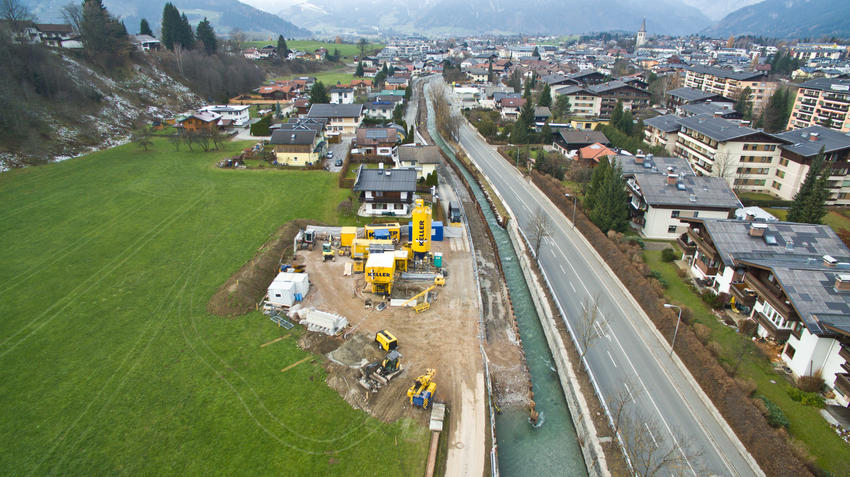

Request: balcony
left=677, top=234, right=696, bottom=256
left=840, top=343, right=850, bottom=363
left=693, top=257, right=718, bottom=277
left=835, top=373, right=850, bottom=397
left=730, top=283, right=758, bottom=309
left=755, top=312, right=792, bottom=342
left=687, top=229, right=718, bottom=257
left=744, top=275, right=794, bottom=318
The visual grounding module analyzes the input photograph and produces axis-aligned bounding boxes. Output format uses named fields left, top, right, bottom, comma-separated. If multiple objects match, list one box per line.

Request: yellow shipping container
left=340, top=227, right=357, bottom=247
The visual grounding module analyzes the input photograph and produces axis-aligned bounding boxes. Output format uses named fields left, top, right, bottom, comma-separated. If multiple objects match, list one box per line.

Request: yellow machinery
left=434, top=275, right=445, bottom=287
left=394, top=250, right=409, bottom=272
left=414, top=302, right=430, bottom=313
left=407, top=368, right=436, bottom=409
left=352, top=257, right=365, bottom=273
left=322, top=242, right=335, bottom=262
left=351, top=239, right=394, bottom=257
left=365, top=223, right=401, bottom=241
left=365, top=252, right=396, bottom=296
left=410, top=199, right=432, bottom=259
left=340, top=227, right=357, bottom=248
left=375, top=329, right=398, bottom=351
left=401, top=285, right=435, bottom=309
left=359, top=350, right=403, bottom=392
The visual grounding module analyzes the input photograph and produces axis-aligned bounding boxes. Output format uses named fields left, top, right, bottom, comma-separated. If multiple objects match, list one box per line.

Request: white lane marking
left=559, top=264, right=566, bottom=274
left=645, top=422, right=658, bottom=447
left=607, top=350, right=618, bottom=368
left=568, top=281, right=576, bottom=293
left=625, top=383, right=635, bottom=402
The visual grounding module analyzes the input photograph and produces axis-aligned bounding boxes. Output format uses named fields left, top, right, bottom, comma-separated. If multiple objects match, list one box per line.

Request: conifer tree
left=195, top=17, right=216, bottom=54
left=788, top=148, right=830, bottom=224
left=139, top=18, right=152, bottom=36
left=276, top=35, right=288, bottom=57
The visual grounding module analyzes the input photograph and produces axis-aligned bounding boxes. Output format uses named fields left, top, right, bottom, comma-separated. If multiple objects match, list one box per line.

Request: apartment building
left=682, top=65, right=776, bottom=115
left=554, top=80, right=650, bottom=118
left=772, top=126, right=850, bottom=204
left=673, top=115, right=788, bottom=193
left=643, top=114, right=682, bottom=154
left=786, top=77, right=850, bottom=133
left=677, top=218, right=850, bottom=406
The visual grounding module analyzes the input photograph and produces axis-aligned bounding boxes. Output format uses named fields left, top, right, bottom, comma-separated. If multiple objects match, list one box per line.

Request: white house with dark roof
left=616, top=154, right=741, bottom=239
left=772, top=126, right=850, bottom=204
left=352, top=166, right=418, bottom=216
left=397, top=145, right=442, bottom=180
left=307, top=104, right=363, bottom=134
left=329, top=87, right=354, bottom=105
left=678, top=217, right=850, bottom=405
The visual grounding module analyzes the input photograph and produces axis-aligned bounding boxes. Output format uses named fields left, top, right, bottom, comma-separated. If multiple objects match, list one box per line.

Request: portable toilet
left=431, top=221, right=444, bottom=242
left=340, top=227, right=357, bottom=247
left=433, top=252, right=442, bottom=268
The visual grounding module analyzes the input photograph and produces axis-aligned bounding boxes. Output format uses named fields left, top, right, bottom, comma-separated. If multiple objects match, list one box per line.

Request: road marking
left=568, top=281, right=576, bottom=293
left=594, top=321, right=606, bottom=339
left=625, top=383, right=635, bottom=402
left=607, top=350, right=618, bottom=368
left=645, top=422, right=658, bottom=447
left=559, top=264, right=566, bottom=274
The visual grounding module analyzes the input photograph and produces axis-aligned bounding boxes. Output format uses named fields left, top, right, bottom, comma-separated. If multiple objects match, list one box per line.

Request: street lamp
left=564, top=193, right=577, bottom=228
left=664, top=303, right=682, bottom=357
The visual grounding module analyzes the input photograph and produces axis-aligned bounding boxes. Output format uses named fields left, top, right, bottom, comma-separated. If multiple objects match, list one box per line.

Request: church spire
left=639, top=17, right=646, bottom=33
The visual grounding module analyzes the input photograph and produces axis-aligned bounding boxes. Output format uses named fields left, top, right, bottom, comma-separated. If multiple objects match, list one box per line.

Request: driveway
left=324, top=135, right=353, bottom=172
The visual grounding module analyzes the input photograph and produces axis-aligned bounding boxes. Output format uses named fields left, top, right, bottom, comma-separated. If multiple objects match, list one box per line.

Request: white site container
left=267, top=280, right=295, bottom=307
left=275, top=272, right=310, bottom=297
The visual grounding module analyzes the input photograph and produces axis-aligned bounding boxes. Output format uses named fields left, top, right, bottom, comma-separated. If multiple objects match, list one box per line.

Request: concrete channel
left=424, top=84, right=590, bottom=477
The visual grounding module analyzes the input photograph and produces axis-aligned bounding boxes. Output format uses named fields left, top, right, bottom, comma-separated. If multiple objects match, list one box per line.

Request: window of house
left=394, top=203, right=403, bottom=210
left=671, top=210, right=680, bottom=218
left=784, top=344, right=796, bottom=359
left=772, top=181, right=782, bottom=190
left=693, top=211, right=699, bottom=218
left=668, top=225, right=678, bottom=234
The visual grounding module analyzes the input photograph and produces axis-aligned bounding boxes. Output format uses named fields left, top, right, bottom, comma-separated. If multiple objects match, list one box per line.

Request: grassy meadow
left=0, top=138, right=428, bottom=475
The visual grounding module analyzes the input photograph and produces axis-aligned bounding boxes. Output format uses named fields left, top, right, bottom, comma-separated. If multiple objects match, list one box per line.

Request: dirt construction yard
left=294, top=227, right=486, bottom=477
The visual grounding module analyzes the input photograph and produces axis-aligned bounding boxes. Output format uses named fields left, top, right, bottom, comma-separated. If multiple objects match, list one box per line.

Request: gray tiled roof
left=644, top=114, right=682, bottom=133
left=771, top=266, right=850, bottom=335
left=558, top=129, right=610, bottom=146
left=615, top=154, right=690, bottom=176
left=352, top=167, right=417, bottom=192
left=774, top=126, right=850, bottom=157
left=270, top=129, right=318, bottom=145
left=668, top=87, right=718, bottom=102
left=677, top=115, right=763, bottom=142
left=680, top=102, right=738, bottom=117
left=307, top=103, right=363, bottom=118
left=398, top=145, right=442, bottom=164
left=634, top=174, right=741, bottom=209
left=685, top=65, right=765, bottom=81
left=797, top=77, right=850, bottom=93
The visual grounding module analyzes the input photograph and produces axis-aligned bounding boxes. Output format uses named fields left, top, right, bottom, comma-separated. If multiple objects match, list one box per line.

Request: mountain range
left=275, top=0, right=711, bottom=36
left=25, top=0, right=311, bottom=38
left=703, top=0, right=850, bottom=39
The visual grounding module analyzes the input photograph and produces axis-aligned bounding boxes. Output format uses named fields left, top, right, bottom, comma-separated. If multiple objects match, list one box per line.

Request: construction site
left=259, top=199, right=490, bottom=475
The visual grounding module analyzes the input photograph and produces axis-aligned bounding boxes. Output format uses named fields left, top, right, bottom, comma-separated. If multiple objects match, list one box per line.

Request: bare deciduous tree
left=61, top=2, right=82, bottom=33
left=1, top=0, right=33, bottom=31
left=428, top=82, right=460, bottom=141
left=577, top=294, right=602, bottom=361
left=529, top=208, right=550, bottom=258
left=132, top=128, right=153, bottom=152
left=618, top=410, right=702, bottom=477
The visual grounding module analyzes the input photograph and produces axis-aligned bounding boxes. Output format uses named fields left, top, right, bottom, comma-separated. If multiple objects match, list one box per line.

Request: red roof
left=579, top=143, right=617, bottom=162
left=499, top=98, right=527, bottom=108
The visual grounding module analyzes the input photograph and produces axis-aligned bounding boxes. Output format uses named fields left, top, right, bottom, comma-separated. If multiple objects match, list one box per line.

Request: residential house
left=679, top=101, right=742, bottom=120
left=772, top=126, right=850, bottom=204
left=617, top=154, right=741, bottom=239
left=177, top=112, right=220, bottom=132
left=329, top=87, right=354, bottom=104
left=198, top=105, right=250, bottom=126
left=682, top=65, right=775, bottom=115
left=385, top=77, right=409, bottom=90
left=307, top=104, right=364, bottom=134
left=677, top=218, right=850, bottom=406
left=533, top=106, right=552, bottom=124
left=673, top=115, right=788, bottom=193
left=666, top=86, right=733, bottom=111
left=467, top=68, right=490, bottom=83
left=553, top=129, right=610, bottom=157
left=498, top=97, right=526, bottom=120
left=352, top=166, right=418, bottom=216
left=786, top=77, right=850, bottom=133
left=397, top=145, right=442, bottom=180
left=269, top=129, right=323, bottom=166
left=364, top=101, right=395, bottom=120
left=354, top=127, right=401, bottom=156
left=34, top=24, right=75, bottom=47
left=131, top=34, right=161, bottom=51
left=643, top=114, right=682, bottom=154
left=554, top=80, right=650, bottom=118
left=578, top=143, right=618, bottom=164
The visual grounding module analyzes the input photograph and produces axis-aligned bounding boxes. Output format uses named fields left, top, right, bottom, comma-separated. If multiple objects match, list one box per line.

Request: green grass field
left=644, top=249, right=850, bottom=474
left=242, top=40, right=384, bottom=60
left=280, top=69, right=359, bottom=87
left=0, top=138, right=428, bottom=475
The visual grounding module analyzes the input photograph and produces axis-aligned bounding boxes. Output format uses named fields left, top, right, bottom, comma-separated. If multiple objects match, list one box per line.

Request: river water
left=425, top=85, right=587, bottom=477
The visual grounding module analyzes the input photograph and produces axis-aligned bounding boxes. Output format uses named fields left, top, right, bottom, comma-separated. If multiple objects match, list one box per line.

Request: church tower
left=636, top=18, right=647, bottom=48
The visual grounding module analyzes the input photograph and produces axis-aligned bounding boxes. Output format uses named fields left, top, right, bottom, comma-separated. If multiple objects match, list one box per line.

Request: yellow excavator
left=407, top=368, right=436, bottom=409
left=322, top=242, right=335, bottom=262
left=358, top=350, right=403, bottom=392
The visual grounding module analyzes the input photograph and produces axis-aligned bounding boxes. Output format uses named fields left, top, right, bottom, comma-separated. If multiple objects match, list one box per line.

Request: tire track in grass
left=0, top=195, right=158, bottom=295
left=0, top=187, right=212, bottom=357
left=32, top=189, right=217, bottom=474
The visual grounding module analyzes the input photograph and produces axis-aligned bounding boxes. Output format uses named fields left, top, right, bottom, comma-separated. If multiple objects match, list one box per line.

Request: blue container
left=431, top=221, right=443, bottom=241
left=373, top=229, right=390, bottom=240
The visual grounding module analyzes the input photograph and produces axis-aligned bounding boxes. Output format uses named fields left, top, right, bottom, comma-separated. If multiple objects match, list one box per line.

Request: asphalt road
left=437, top=83, right=763, bottom=477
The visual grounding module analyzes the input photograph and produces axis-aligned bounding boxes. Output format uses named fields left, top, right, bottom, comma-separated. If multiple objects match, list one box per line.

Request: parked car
left=334, top=159, right=343, bottom=167
left=327, top=151, right=334, bottom=159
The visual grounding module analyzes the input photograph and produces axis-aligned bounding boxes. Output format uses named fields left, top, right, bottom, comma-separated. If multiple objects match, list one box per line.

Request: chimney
left=809, top=132, right=819, bottom=141
left=835, top=274, right=850, bottom=291
left=667, top=173, right=678, bottom=185
left=749, top=223, right=767, bottom=237
left=824, top=255, right=838, bottom=267
left=745, top=212, right=755, bottom=221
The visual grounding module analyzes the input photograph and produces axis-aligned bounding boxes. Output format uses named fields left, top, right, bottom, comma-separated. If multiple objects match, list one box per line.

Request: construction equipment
left=448, top=201, right=462, bottom=225
left=414, top=302, right=430, bottom=313
left=298, top=229, right=316, bottom=250
left=375, top=329, right=398, bottom=351
left=434, top=275, right=445, bottom=287
left=411, top=199, right=432, bottom=259
left=407, top=368, right=437, bottom=409
left=322, top=242, right=335, bottom=262
left=365, top=252, right=396, bottom=296
left=358, top=350, right=403, bottom=392
left=401, top=285, right=436, bottom=309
